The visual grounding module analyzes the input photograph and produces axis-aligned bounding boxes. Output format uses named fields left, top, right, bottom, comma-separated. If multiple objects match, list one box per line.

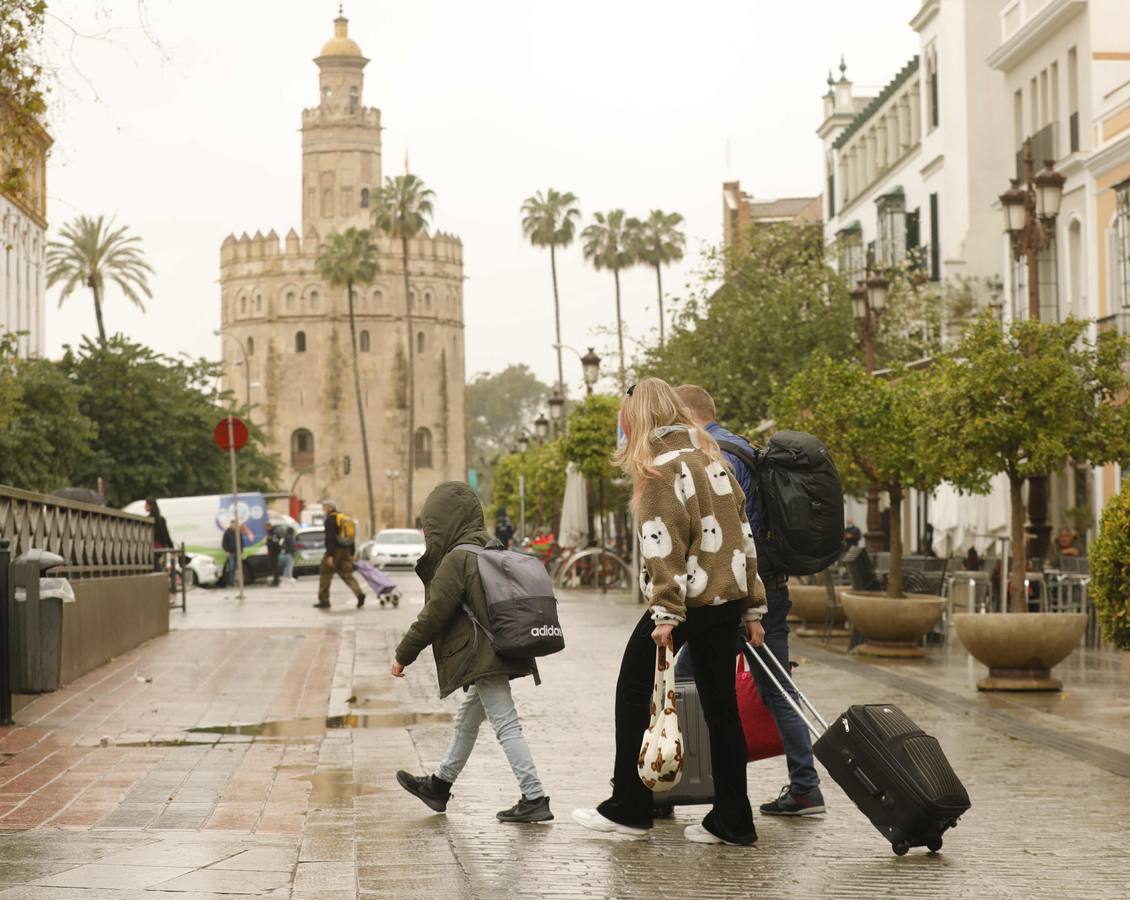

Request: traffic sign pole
left=226, top=416, right=244, bottom=600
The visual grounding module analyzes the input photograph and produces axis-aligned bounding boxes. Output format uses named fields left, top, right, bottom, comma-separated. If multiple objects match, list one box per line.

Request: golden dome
left=319, top=15, right=362, bottom=58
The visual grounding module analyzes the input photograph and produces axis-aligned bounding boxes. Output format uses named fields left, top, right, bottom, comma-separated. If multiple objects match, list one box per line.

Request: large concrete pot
left=841, top=591, right=945, bottom=658
left=789, top=584, right=848, bottom=637
left=954, top=612, right=1088, bottom=691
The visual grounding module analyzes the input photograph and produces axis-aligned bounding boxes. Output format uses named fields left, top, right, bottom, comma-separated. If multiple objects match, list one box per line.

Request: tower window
left=254, top=293, right=262, bottom=312
left=424, top=290, right=433, bottom=310
left=286, top=291, right=296, bottom=311
left=417, top=331, right=425, bottom=354
left=239, top=296, right=247, bottom=315
left=296, top=331, right=307, bottom=353
left=349, top=88, right=359, bottom=114
left=360, top=330, right=370, bottom=352
left=310, top=290, right=319, bottom=309
left=414, top=428, right=433, bottom=469
left=291, top=428, right=314, bottom=471
left=360, top=187, right=369, bottom=208
left=247, top=336, right=254, bottom=356
left=372, top=289, right=383, bottom=308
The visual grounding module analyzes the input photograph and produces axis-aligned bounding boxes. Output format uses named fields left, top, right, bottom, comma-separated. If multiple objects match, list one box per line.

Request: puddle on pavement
left=294, top=769, right=383, bottom=806
left=184, top=711, right=452, bottom=739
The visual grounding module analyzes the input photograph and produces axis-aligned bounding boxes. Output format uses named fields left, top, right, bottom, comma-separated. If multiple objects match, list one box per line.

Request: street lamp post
left=214, top=328, right=252, bottom=410
left=533, top=414, right=550, bottom=444
left=852, top=269, right=889, bottom=554
left=547, top=392, right=565, bottom=437
left=516, top=433, right=530, bottom=455
left=553, top=344, right=602, bottom=396
left=999, top=138, right=1065, bottom=559
left=386, top=469, right=401, bottom=527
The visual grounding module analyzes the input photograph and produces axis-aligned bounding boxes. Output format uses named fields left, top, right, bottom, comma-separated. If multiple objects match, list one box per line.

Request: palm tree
left=581, top=209, right=637, bottom=388
left=372, top=173, right=435, bottom=527
left=316, top=228, right=380, bottom=538
left=46, top=215, right=154, bottom=345
left=521, top=189, right=581, bottom=395
left=631, top=210, right=685, bottom=349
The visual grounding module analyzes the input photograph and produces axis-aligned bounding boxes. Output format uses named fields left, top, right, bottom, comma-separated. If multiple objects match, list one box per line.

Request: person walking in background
left=316, top=499, right=366, bottom=609
left=277, top=524, right=297, bottom=583
left=267, top=523, right=284, bottom=587
left=392, top=482, right=552, bottom=824
left=221, top=520, right=242, bottom=588
left=146, top=496, right=174, bottom=578
left=573, top=378, right=766, bottom=846
left=495, top=505, right=516, bottom=548
left=677, top=383, right=826, bottom=818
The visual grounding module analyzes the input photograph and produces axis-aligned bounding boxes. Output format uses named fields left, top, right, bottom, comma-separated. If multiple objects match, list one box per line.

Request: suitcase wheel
left=379, top=597, right=387, bottom=607
left=392, top=594, right=400, bottom=607
left=926, top=836, right=943, bottom=854
left=892, top=841, right=910, bottom=856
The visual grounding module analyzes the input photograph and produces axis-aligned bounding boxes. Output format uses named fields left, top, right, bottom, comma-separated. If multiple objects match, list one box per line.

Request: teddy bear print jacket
left=638, top=425, right=768, bottom=625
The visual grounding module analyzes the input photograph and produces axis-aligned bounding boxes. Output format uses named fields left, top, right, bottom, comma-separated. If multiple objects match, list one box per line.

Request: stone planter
left=840, top=591, right=946, bottom=658
left=789, top=584, right=848, bottom=637
left=954, top=612, right=1088, bottom=691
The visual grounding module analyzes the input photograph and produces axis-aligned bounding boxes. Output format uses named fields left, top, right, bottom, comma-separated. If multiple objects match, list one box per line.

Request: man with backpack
left=316, top=500, right=366, bottom=609
left=676, top=385, right=826, bottom=817
left=391, top=481, right=554, bottom=824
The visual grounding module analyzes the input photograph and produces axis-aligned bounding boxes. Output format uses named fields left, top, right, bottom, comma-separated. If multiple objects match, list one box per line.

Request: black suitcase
left=746, top=643, right=971, bottom=856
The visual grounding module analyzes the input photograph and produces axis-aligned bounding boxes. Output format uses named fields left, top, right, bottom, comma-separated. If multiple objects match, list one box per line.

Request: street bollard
left=0, top=539, right=11, bottom=725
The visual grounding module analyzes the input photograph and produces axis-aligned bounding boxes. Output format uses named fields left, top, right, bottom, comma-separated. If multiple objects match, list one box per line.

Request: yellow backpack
left=334, top=512, right=357, bottom=545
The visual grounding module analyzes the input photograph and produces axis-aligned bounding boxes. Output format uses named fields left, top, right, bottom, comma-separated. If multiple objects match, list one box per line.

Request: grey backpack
left=454, top=543, right=565, bottom=658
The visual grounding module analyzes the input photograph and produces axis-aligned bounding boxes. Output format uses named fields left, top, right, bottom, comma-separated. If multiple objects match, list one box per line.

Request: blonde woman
left=572, top=378, right=767, bottom=846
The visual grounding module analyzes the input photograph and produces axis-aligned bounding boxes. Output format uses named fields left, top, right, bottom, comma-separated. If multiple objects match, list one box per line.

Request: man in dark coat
left=316, top=500, right=365, bottom=609
left=391, top=481, right=552, bottom=824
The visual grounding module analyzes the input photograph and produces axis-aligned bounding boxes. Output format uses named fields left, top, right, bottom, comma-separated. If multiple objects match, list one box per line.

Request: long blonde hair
left=613, top=378, right=721, bottom=507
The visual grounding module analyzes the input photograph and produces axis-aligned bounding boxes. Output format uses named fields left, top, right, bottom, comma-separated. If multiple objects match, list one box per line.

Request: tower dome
left=319, top=13, right=363, bottom=59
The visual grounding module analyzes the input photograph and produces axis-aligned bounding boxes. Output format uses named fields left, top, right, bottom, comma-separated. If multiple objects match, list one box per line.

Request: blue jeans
left=435, top=676, right=545, bottom=799
left=278, top=553, right=294, bottom=579
left=753, top=584, right=820, bottom=794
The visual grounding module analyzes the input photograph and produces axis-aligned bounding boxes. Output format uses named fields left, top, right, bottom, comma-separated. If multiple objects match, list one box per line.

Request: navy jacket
left=706, top=421, right=779, bottom=578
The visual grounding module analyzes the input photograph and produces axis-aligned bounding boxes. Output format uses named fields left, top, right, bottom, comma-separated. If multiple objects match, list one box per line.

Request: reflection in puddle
left=184, top=711, right=452, bottom=739
left=295, top=769, right=382, bottom=806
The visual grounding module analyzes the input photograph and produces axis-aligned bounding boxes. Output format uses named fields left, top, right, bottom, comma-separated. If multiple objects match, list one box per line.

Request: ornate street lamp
left=581, top=347, right=601, bottom=396
left=865, top=271, right=889, bottom=315
left=998, top=138, right=1065, bottom=559
left=516, top=433, right=530, bottom=454
left=852, top=274, right=885, bottom=553
left=548, top=392, right=565, bottom=426
left=533, top=414, right=550, bottom=442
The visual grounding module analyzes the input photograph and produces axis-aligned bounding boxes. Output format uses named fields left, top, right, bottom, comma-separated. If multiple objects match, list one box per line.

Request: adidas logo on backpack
left=529, top=625, right=563, bottom=638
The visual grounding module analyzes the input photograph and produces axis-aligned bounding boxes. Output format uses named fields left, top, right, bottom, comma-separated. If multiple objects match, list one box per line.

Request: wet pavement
left=2, top=571, right=1129, bottom=898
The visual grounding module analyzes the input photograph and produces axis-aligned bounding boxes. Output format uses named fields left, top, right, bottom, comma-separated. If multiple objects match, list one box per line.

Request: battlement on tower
left=301, top=106, right=380, bottom=129
left=220, top=226, right=463, bottom=269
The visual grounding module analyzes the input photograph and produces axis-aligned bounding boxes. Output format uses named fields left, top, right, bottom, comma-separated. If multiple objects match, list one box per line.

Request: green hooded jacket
left=395, top=482, right=539, bottom=698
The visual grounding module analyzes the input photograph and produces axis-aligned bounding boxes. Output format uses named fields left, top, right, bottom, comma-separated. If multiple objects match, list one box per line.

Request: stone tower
left=218, top=13, right=467, bottom=536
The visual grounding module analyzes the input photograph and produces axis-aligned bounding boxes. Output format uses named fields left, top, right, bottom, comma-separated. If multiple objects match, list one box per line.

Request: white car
left=184, top=553, right=221, bottom=587
left=365, top=529, right=426, bottom=568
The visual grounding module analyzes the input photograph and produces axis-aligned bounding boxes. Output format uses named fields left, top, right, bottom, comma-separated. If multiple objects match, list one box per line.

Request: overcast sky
left=41, top=0, right=918, bottom=396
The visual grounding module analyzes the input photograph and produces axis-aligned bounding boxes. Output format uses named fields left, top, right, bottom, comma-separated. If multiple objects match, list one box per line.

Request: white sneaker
left=571, top=808, right=648, bottom=838
left=684, top=823, right=754, bottom=846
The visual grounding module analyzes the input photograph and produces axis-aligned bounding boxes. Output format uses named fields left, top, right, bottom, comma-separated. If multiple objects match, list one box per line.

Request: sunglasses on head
left=626, top=384, right=636, bottom=398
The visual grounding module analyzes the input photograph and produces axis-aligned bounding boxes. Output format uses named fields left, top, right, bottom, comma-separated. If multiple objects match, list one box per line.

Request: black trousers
left=596, top=602, right=756, bottom=844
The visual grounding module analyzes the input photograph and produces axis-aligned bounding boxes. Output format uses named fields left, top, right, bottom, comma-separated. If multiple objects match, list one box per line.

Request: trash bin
left=10, top=549, right=70, bottom=694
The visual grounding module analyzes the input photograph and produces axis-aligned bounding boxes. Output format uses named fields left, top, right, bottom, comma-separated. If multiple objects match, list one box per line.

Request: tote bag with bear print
left=638, top=645, right=684, bottom=792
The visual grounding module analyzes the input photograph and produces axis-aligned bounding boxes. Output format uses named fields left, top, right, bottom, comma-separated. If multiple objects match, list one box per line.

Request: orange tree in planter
left=921, top=314, right=1130, bottom=612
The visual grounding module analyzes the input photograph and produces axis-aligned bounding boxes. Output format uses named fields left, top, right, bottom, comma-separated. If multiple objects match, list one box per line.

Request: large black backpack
left=716, top=430, right=844, bottom=576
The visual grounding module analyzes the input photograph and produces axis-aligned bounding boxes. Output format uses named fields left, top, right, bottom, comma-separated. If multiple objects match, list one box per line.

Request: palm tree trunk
left=402, top=235, right=415, bottom=528
left=90, top=279, right=107, bottom=345
left=614, top=267, right=625, bottom=390
left=551, top=244, right=564, bottom=396
left=1009, top=469, right=1027, bottom=613
left=655, top=263, right=665, bottom=349
left=887, top=484, right=903, bottom=598
left=346, top=279, right=378, bottom=538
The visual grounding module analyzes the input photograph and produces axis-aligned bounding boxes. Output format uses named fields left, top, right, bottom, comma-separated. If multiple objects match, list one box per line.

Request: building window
left=254, top=293, right=262, bottom=313
left=372, top=289, right=383, bottom=308
left=424, top=290, right=433, bottom=310
left=286, top=291, right=296, bottom=311
left=929, top=193, right=940, bottom=282
left=414, top=428, right=433, bottom=469
left=349, top=87, right=359, bottom=114
left=417, top=331, right=425, bottom=354
left=296, top=331, right=306, bottom=353
left=291, top=428, right=314, bottom=471
left=310, top=290, right=319, bottom=310
left=837, top=227, right=865, bottom=285
left=247, top=336, right=254, bottom=356
left=926, top=50, right=939, bottom=130
left=1116, top=180, right=1130, bottom=310
left=360, top=187, right=369, bottom=208
left=360, top=330, right=370, bottom=352
left=876, top=191, right=906, bottom=266
left=239, top=295, right=247, bottom=315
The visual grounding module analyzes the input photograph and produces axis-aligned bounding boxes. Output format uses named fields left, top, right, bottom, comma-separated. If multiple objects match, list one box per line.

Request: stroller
left=354, top=561, right=402, bottom=607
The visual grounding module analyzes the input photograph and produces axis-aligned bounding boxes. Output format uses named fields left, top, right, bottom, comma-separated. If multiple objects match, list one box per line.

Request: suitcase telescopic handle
left=744, top=642, right=830, bottom=737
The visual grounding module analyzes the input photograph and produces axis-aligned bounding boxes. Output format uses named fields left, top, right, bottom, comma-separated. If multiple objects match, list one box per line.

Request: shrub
left=1091, top=482, right=1130, bottom=650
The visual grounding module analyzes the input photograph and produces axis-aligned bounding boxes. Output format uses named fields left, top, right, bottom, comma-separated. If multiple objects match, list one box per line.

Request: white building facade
left=0, top=107, right=50, bottom=358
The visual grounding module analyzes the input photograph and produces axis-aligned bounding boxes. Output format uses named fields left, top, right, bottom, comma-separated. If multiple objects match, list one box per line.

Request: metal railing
left=0, top=485, right=153, bottom=580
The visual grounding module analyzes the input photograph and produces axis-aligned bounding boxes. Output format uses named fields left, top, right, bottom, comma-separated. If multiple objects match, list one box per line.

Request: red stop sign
left=214, top=416, right=249, bottom=451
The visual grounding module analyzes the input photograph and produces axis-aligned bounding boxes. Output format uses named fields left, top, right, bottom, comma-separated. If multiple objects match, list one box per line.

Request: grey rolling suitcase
left=653, top=678, right=714, bottom=814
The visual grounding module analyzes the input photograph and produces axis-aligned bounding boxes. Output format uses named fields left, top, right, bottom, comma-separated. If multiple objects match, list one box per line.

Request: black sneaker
left=312, top=602, right=331, bottom=610
left=356, top=593, right=366, bottom=608
left=760, top=784, right=826, bottom=816
left=497, top=795, right=554, bottom=824
left=396, top=771, right=451, bottom=812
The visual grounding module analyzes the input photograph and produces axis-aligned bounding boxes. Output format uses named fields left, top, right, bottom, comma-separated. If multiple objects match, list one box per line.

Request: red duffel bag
left=737, top=650, right=784, bottom=762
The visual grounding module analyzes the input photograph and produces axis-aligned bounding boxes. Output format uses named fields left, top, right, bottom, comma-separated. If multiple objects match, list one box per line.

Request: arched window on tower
left=424, top=290, right=433, bottom=311
left=296, top=331, right=306, bottom=353
left=239, top=295, right=247, bottom=316
left=247, top=336, right=254, bottom=356
left=417, top=331, right=425, bottom=354
left=360, top=187, right=369, bottom=208
left=291, top=428, right=314, bottom=471
left=414, top=428, right=433, bottom=469
left=360, top=330, right=370, bottom=352
left=286, top=291, right=296, bottom=311
left=309, top=290, right=319, bottom=310
left=349, top=87, right=359, bottom=114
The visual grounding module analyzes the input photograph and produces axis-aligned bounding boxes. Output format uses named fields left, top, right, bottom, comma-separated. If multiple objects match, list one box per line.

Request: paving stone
left=207, top=846, right=297, bottom=872
left=32, top=863, right=192, bottom=890
left=153, top=867, right=291, bottom=895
